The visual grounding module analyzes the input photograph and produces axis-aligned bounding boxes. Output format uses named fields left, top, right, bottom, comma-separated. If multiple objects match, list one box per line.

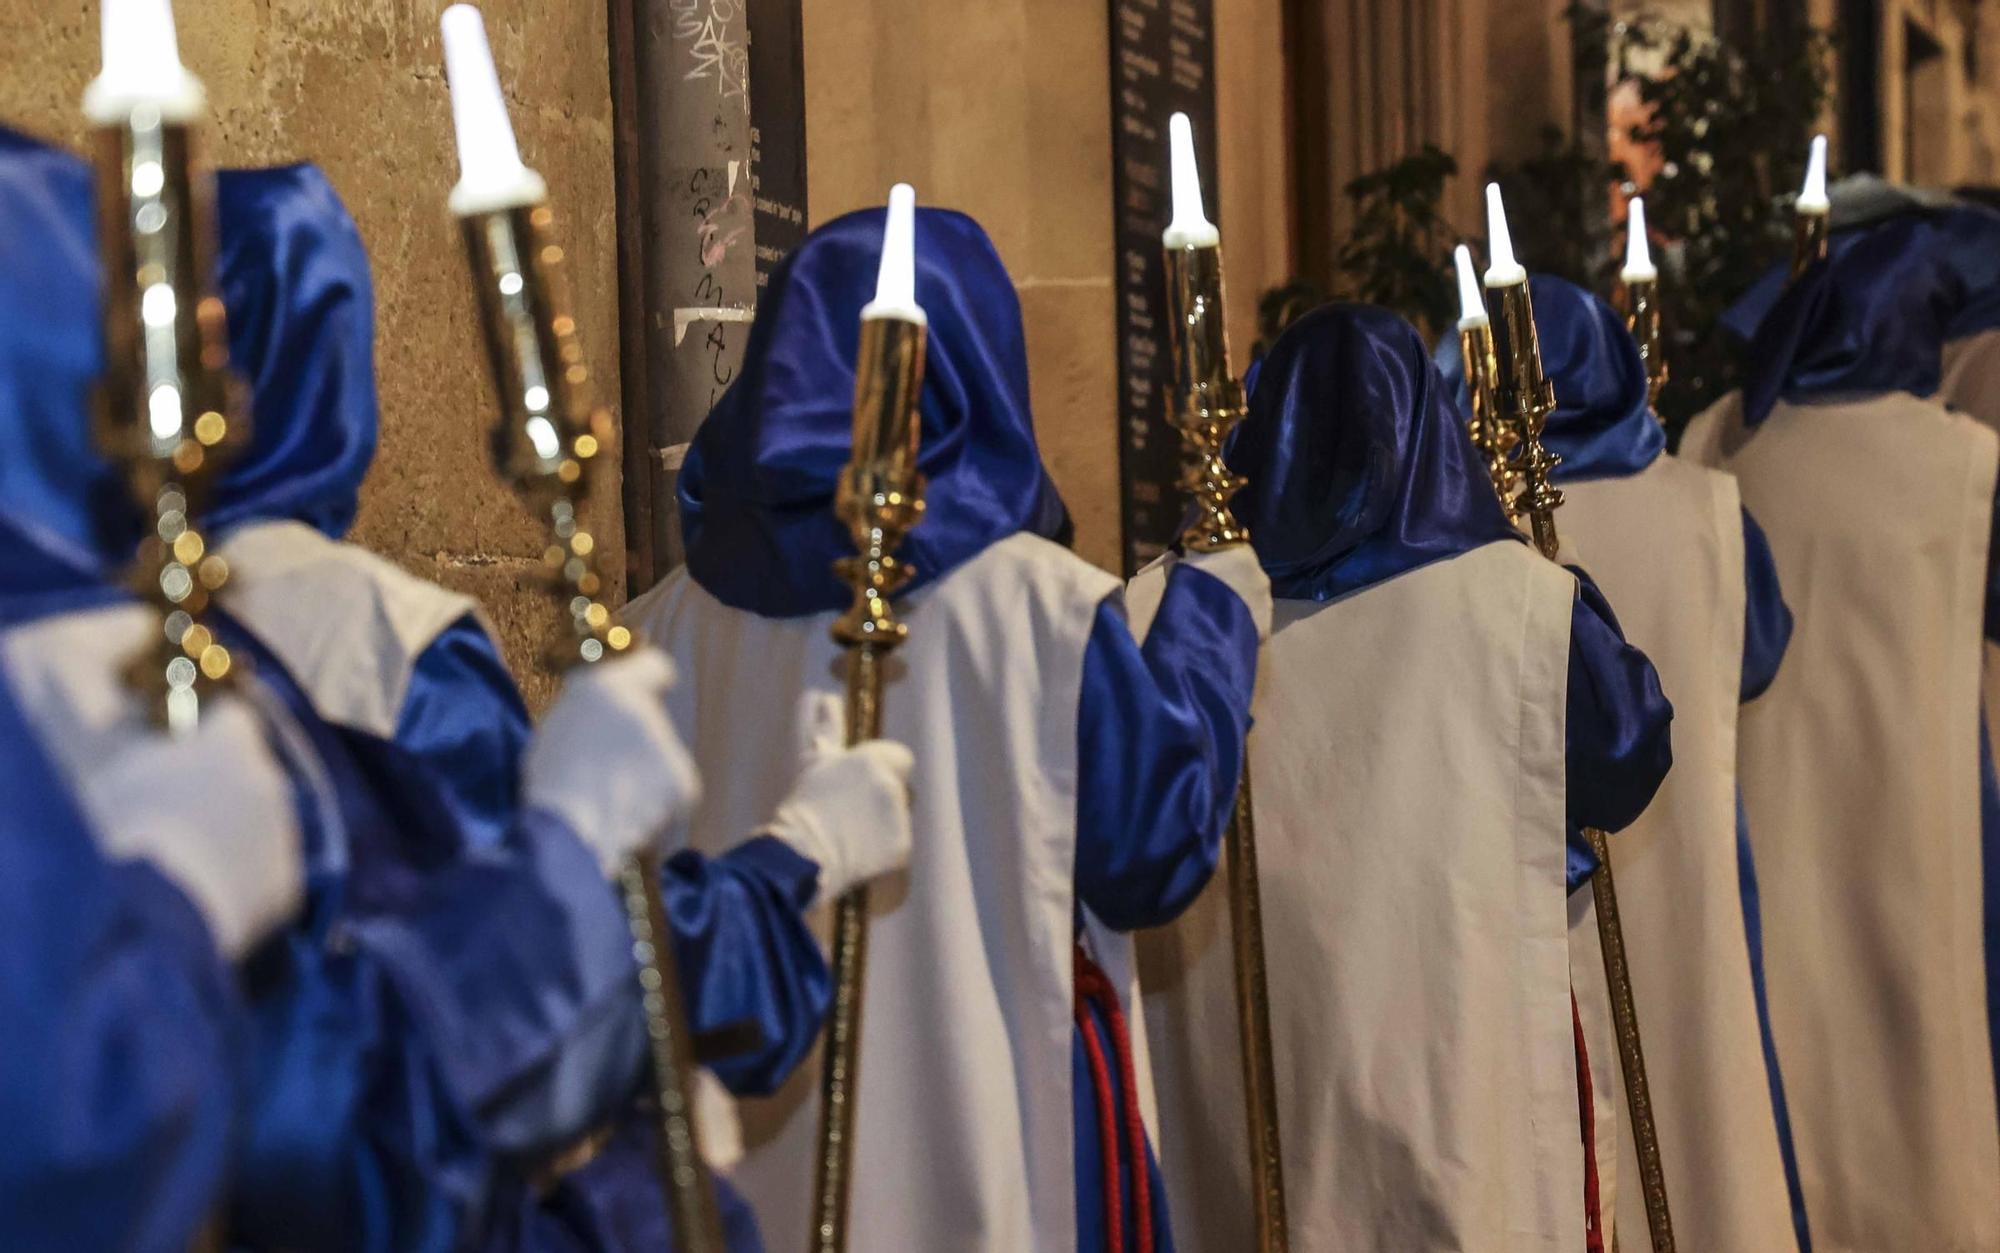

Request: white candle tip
left=83, top=0, right=206, bottom=124
left=441, top=5, right=547, bottom=215
left=862, top=183, right=926, bottom=325
left=1483, top=182, right=1526, bottom=286
left=1798, top=134, right=1830, bottom=213
left=1454, top=245, right=1488, bottom=326
left=1162, top=112, right=1221, bottom=250
left=1621, top=196, right=1657, bottom=282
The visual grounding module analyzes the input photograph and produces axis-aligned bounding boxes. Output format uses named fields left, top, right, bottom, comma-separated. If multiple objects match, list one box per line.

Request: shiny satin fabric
left=0, top=675, right=246, bottom=1253
left=680, top=205, right=1067, bottom=617
left=1739, top=216, right=1967, bottom=427
left=1227, top=302, right=1522, bottom=601
left=1433, top=275, right=1666, bottom=482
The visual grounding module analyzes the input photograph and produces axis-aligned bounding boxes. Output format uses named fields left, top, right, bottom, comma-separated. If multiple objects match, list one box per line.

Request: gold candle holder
left=1791, top=209, right=1829, bottom=279
left=1458, top=317, right=1522, bottom=507
left=812, top=308, right=927, bottom=1253
left=90, top=106, right=240, bottom=731
left=1623, top=274, right=1669, bottom=418
left=1163, top=234, right=1290, bottom=1253
left=459, top=199, right=724, bottom=1253
left=1488, top=274, right=1677, bottom=1253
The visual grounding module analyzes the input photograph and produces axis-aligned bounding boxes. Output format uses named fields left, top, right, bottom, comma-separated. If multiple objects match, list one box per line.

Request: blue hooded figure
left=1680, top=213, right=2000, bottom=1248
left=625, top=203, right=1269, bottom=1253
left=1443, top=274, right=1808, bottom=1251
left=0, top=127, right=900, bottom=1251
left=1140, top=301, right=1670, bottom=1250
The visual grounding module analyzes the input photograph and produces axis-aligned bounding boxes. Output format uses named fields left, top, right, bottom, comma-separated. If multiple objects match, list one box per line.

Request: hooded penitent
left=1683, top=216, right=2000, bottom=1250
left=1455, top=276, right=1804, bottom=1251
left=1139, top=302, right=1666, bottom=1252
left=626, top=205, right=1261, bottom=1253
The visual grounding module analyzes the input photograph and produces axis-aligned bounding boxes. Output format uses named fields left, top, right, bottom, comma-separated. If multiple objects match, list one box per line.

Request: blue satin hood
left=1227, top=302, right=1521, bottom=601
left=678, top=205, right=1067, bottom=618
left=1434, top=275, right=1664, bottom=482
left=1740, top=214, right=1966, bottom=427
left=0, top=128, right=374, bottom=608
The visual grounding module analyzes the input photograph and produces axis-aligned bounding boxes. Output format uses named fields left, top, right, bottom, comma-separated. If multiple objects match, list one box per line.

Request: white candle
left=1621, top=196, right=1658, bottom=283
left=1163, top=112, right=1221, bottom=250
left=1483, top=183, right=1527, bottom=287
left=83, top=0, right=205, bottom=124
left=441, top=5, right=548, bottom=216
left=1454, top=245, right=1488, bottom=328
left=862, top=182, right=927, bottom=325
left=1797, top=133, right=1830, bottom=214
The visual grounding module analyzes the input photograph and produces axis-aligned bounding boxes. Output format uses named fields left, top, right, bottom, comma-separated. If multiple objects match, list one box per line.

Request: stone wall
left=0, top=0, right=622, bottom=706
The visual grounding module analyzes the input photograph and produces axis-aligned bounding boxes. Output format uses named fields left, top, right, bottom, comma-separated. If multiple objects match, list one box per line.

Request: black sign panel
left=1108, top=0, right=1220, bottom=574
left=748, top=0, right=808, bottom=288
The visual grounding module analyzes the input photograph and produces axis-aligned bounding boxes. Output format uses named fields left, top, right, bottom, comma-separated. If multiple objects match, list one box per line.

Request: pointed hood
left=1227, top=302, right=1520, bottom=602
left=0, top=128, right=374, bottom=615
left=1436, top=274, right=1663, bottom=481
left=678, top=205, right=1066, bottom=617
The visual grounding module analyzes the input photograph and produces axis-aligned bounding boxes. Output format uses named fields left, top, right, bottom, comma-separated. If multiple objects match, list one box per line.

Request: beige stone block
left=1018, top=279, right=1121, bottom=574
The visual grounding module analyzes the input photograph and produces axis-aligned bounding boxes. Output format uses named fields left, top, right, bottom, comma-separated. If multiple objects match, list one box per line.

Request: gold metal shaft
left=814, top=313, right=927, bottom=1253
left=1163, top=238, right=1290, bottom=1252
left=1489, top=276, right=1676, bottom=1253
left=1791, top=210, right=1829, bottom=279
left=91, top=110, right=242, bottom=733
left=1621, top=275, right=1668, bottom=416
left=1458, top=318, right=1521, bottom=507
left=460, top=199, right=723, bottom=1253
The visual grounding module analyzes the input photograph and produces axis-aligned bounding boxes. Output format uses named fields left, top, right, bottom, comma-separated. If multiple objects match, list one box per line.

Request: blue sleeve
left=661, top=834, right=831, bottom=1096
left=232, top=812, right=648, bottom=1253
left=393, top=615, right=532, bottom=853
left=1740, top=509, right=1794, bottom=702
left=1075, top=561, right=1260, bottom=932
left=1564, top=567, right=1675, bottom=889
left=0, top=819, right=245, bottom=1253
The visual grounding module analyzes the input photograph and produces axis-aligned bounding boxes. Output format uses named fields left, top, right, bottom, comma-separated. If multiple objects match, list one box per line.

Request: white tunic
left=1135, top=540, right=1583, bottom=1252
left=1684, top=392, right=2000, bottom=1251
left=1942, top=328, right=2000, bottom=783
left=624, top=531, right=1120, bottom=1252
left=1558, top=457, right=1800, bottom=1251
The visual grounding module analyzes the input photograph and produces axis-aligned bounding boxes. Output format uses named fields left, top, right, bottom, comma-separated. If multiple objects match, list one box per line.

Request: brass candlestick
left=1458, top=316, right=1521, bottom=506
left=1163, top=235, right=1290, bottom=1253
left=1623, top=274, right=1668, bottom=418
left=1791, top=209, right=1829, bottom=279
left=812, top=308, right=927, bottom=1253
left=90, top=104, right=240, bottom=732
left=1488, top=275, right=1676, bottom=1253
left=459, top=199, right=723, bottom=1253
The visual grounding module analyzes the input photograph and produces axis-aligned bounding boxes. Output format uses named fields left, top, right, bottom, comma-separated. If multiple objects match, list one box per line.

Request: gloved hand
left=1185, top=544, right=1274, bottom=642
left=523, top=647, right=700, bottom=876
left=1, top=605, right=304, bottom=959
left=761, top=692, right=915, bottom=904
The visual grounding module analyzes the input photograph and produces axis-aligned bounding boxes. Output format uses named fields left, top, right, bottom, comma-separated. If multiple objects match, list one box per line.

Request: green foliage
left=1331, top=144, right=1460, bottom=339
left=1615, top=14, right=1838, bottom=424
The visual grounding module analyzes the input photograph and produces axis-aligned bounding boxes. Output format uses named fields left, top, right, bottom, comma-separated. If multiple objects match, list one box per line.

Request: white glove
left=761, top=693, right=914, bottom=904
left=1184, top=545, right=1274, bottom=642
left=523, top=647, right=700, bottom=877
left=2, top=606, right=304, bottom=960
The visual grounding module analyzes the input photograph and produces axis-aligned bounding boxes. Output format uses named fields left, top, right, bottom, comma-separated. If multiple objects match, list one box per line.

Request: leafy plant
left=1331, top=144, right=1461, bottom=338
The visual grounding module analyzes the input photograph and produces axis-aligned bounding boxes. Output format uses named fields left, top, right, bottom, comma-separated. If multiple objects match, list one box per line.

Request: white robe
left=1558, top=457, right=1800, bottom=1251
left=1135, top=540, right=1584, bottom=1252
left=1683, top=391, right=2000, bottom=1251
left=1942, top=328, right=2000, bottom=784
left=624, top=531, right=1121, bottom=1252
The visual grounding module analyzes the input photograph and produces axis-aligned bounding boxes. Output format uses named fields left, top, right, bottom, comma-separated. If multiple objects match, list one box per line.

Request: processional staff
left=1479, top=183, right=1678, bottom=1253
left=1792, top=134, right=1830, bottom=278
left=86, top=0, right=241, bottom=734
left=811, top=184, right=929, bottom=1253
left=1455, top=244, right=1521, bottom=505
left=1621, top=197, right=1668, bottom=414
left=440, top=9, right=723, bottom=1248
left=1160, top=112, right=1291, bottom=1253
